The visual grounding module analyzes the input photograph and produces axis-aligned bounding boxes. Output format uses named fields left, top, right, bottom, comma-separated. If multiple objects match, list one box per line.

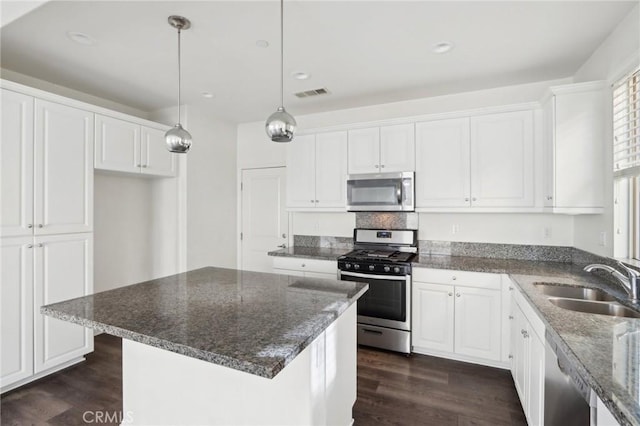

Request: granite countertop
left=268, top=246, right=352, bottom=261
left=269, top=249, right=640, bottom=425
left=41, top=267, right=368, bottom=379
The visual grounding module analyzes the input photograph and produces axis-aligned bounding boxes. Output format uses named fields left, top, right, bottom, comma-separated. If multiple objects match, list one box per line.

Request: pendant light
left=165, top=15, right=192, bottom=153
left=265, top=0, right=296, bottom=143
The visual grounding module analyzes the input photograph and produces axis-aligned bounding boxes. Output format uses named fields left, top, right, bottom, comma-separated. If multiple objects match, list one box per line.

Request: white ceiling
left=0, top=1, right=636, bottom=123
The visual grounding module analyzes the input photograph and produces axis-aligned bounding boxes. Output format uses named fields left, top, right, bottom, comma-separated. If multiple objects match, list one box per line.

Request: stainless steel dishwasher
left=545, top=333, right=592, bottom=425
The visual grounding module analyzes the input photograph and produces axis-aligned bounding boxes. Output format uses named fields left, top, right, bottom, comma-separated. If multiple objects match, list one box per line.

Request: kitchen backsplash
left=293, top=235, right=353, bottom=249
left=419, top=240, right=573, bottom=263
left=355, top=212, right=419, bottom=230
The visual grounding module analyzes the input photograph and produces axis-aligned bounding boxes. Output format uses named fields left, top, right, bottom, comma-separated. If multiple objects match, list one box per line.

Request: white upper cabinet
left=416, top=110, right=534, bottom=209
left=287, top=132, right=348, bottom=210
left=347, top=127, right=379, bottom=174
left=470, top=110, right=534, bottom=207
left=1, top=90, right=34, bottom=238
left=286, top=134, right=317, bottom=208
left=141, top=126, right=178, bottom=177
left=95, top=114, right=176, bottom=177
left=380, top=124, right=415, bottom=172
left=315, top=132, right=348, bottom=208
left=416, top=118, right=471, bottom=207
left=1, top=92, right=93, bottom=237
left=35, top=100, right=94, bottom=236
left=542, top=82, right=605, bottom=213
left=95, top=114, right=140, bottom=174
left=348, top=124, right=415, bottom=173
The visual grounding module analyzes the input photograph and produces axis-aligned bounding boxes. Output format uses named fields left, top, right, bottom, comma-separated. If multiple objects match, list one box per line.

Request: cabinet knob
left=380, top=165, right=385, bottom=168
left=508, top=315, right=514, bottom=320
left=27, top=244, right=33, bottom=249
left=509, top=286, right=514, bottom=291
left=27, top=224, right=33, bottom=229
left=508, top=354, right=513, bottom=360
left=301, top=263, right=306, bottom=268
left=375, top=165, right=380, bottom=168
left=277, top=244, right=286, bottom=248
left=136, top=164, right=142, bottom=168
left=464, top=198, right=469, bottom=202
left=452, top=276, right=457, bottom=280
left=142, top=164, right=148, bottom=168
left=521, top=329, right=529, bottom=338
left=448, top=292, right=453, bottom=296
left=315, top=200, right=319, bottom=203
left=38, top=224, right=43, bottom=228
left=282, top=233, right=287, bottom=238
left=456, top=293, right=461, bottom=297
left=37, top=243, right=43, bottom=247
left=546, top=196, right=553, bottom=201
left=310, top=200, right=315, bottom=204
left=472, top=197, right=477, bottom=202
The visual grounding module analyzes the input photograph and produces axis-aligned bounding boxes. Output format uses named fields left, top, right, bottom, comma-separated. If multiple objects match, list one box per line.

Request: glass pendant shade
left=266, top=106, right=296, bottom=142
left=165, top=123, right=192, bottom=153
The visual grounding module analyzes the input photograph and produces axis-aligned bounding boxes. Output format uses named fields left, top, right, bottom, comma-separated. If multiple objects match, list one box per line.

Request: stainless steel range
left=338, top=228, right=417, bottom=354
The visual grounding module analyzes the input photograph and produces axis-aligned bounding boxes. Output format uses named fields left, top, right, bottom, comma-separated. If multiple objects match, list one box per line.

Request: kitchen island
left=41, top=267, right=368, bottom=426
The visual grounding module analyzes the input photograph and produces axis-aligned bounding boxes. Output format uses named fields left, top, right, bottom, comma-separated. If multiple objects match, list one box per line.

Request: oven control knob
left=345, top=263, right=351, bottom=269
left=393, top=267, right=401, bottom=274
left=368, top=265, right=375, bottom=271
left=354, top=264, right=360, bottom=270
left=383, top=266, right=390, bottom=272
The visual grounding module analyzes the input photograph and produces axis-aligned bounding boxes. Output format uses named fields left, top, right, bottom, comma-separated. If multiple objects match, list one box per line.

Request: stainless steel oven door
left=339, top=270, right=411, bottom=331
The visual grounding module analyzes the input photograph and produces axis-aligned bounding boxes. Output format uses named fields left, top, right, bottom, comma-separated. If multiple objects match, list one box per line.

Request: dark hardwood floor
left=1, top=335, right=526, bottom=425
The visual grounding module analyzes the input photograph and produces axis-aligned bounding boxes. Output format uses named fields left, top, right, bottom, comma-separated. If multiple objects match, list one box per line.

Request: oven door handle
left=340, top=270, right=409, bottom=281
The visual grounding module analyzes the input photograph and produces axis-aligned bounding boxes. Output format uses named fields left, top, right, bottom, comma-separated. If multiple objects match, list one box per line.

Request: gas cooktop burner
left=341, top=249, right=416, bottom=263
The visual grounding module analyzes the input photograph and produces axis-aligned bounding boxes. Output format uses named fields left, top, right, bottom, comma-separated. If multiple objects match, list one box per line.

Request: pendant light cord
left=280, top=0, right=284, bottom=108
left=177, top=27, right=182, bottom=124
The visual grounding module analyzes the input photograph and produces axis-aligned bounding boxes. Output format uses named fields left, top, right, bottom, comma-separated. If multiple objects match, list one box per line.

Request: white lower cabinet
left=0, top=233, right=94, bottom=392
left=272, top=257, right=338, bottom=280
left=509, top=283, right=545, bottom=426
left=412, top=268, right=507, bottom=366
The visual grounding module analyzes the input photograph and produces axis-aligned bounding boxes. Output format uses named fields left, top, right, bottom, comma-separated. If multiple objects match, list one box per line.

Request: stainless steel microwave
left=346, top=172, right=414, bottom=212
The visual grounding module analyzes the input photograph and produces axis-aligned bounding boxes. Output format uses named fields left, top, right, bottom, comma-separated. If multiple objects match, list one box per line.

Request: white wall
left=572, top=4, right=639, bottom=257
left=155, top=106, right=238, bottom=270
left=94, top=174, right=154, bottom=292
left=238, top=78, right=576, bottom=247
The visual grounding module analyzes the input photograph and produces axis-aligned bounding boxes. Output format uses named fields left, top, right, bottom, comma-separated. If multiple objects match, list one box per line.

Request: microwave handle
left=397, top=185, right=402, bottom=204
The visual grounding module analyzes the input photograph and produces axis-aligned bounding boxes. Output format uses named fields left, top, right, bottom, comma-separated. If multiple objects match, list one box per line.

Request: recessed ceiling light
left=256, top=40, right=269, bottom=48
left=201, top=92, right=214, bottom=99
left=432, top=41, right=454, bottom=54
left=291, top=71, right=310, bottom=80
left=66, top=31, right=96, bottom=46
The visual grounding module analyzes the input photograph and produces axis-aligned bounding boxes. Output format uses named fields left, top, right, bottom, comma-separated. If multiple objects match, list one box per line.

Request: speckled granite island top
left=41, top=267, right=368, bottom=379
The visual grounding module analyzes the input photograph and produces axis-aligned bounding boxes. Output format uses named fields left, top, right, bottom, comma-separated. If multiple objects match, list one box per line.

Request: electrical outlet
left=599, top=231, right=607, bottom=247
left=544, top=227, right=552, bottom=239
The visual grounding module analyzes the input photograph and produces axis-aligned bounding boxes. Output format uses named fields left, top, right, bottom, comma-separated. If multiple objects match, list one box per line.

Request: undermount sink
left=534, top=283, right=617, bottom=301
left=547, top=297, right=640, bottom=319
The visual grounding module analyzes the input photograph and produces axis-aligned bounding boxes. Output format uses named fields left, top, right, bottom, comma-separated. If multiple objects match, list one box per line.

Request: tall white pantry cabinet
left=1, top=87, right=94, bottom=392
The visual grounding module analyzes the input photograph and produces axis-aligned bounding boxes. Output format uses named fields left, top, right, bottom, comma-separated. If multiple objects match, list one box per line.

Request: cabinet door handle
left=456, top=293, right=461, bottom=297
left=277, top=244, right=286, bottom=248
left=508, top=354, right=513, bottom=360
left=27, top=224, right=33, bottom=229
left=315, top=200, right=319, bottom=203
left=452, top=276, right=457, bottom=280
left=546, top=196, right=553, bottom=201
left=282, top=233, right=287, bottom=238
left=472, top=197, right=477, bottom=202
left=509, top=286, right=514, bottom=291
left=36, top=243, right=43, bottom=248
left=301, top=264, right=306, bottom=268
left=464, top=198, right=469, bottom=202
left=374, top=165, right=379, bottom=168
left=27, top=244, right=33, bottom=249
left=38, top=224, right=43, bottom=228
left=142, top=164, right=148, bottom=168
left=136, top=164, right=142, bottom=168
left=380, top=165, right=385, bottom=168
left=448, top=292, right=453, bottom=296
left=508, top=315, right=514, bottom=320
left=521, top=329, right=529, bottom=338
left=310, top=200, right=315, bottom=204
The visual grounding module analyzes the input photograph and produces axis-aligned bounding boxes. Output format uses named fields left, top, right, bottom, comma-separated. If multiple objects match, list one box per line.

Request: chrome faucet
left=584, top=262, right=640, bottom=302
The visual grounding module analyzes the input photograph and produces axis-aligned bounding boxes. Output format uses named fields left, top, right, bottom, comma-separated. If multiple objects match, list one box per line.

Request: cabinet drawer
left=413, top=268, right=502, bottom=290
left=272, top=257, right=337, bottom=274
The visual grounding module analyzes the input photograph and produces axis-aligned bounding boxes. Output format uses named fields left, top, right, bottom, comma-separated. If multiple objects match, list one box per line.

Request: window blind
left=614, top=67, right=640, bottom=178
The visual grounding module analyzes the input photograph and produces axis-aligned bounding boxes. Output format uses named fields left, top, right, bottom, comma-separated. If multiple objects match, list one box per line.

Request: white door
left=1, top=237, right=34, bottom=388
left=241, top=167, right=288, bottom=273
left=1, top=89, right=34, bottom=237
left=34, top=233, right=93, bottom=373
left=141, top=126, right=177, bottom=177
left=34, top=100, right=94, bottom=235
left=380, top=123, right=415, bottom=172
left=94, top=114, right=140, bottom=174
left=470, top=110, right=534, bottom=207
left=412, top=282, right=454, bottom=352
left=511, top=301, right=528, bottom=404
left=347, top=127, right=379, bottom=174
left=415, top=118, right=471, bottom=207
left=454, top=286, right=502, bottom=361
left=315, top=131, right=348, bottom=208
left=286, top=134, right=316, bottom=208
